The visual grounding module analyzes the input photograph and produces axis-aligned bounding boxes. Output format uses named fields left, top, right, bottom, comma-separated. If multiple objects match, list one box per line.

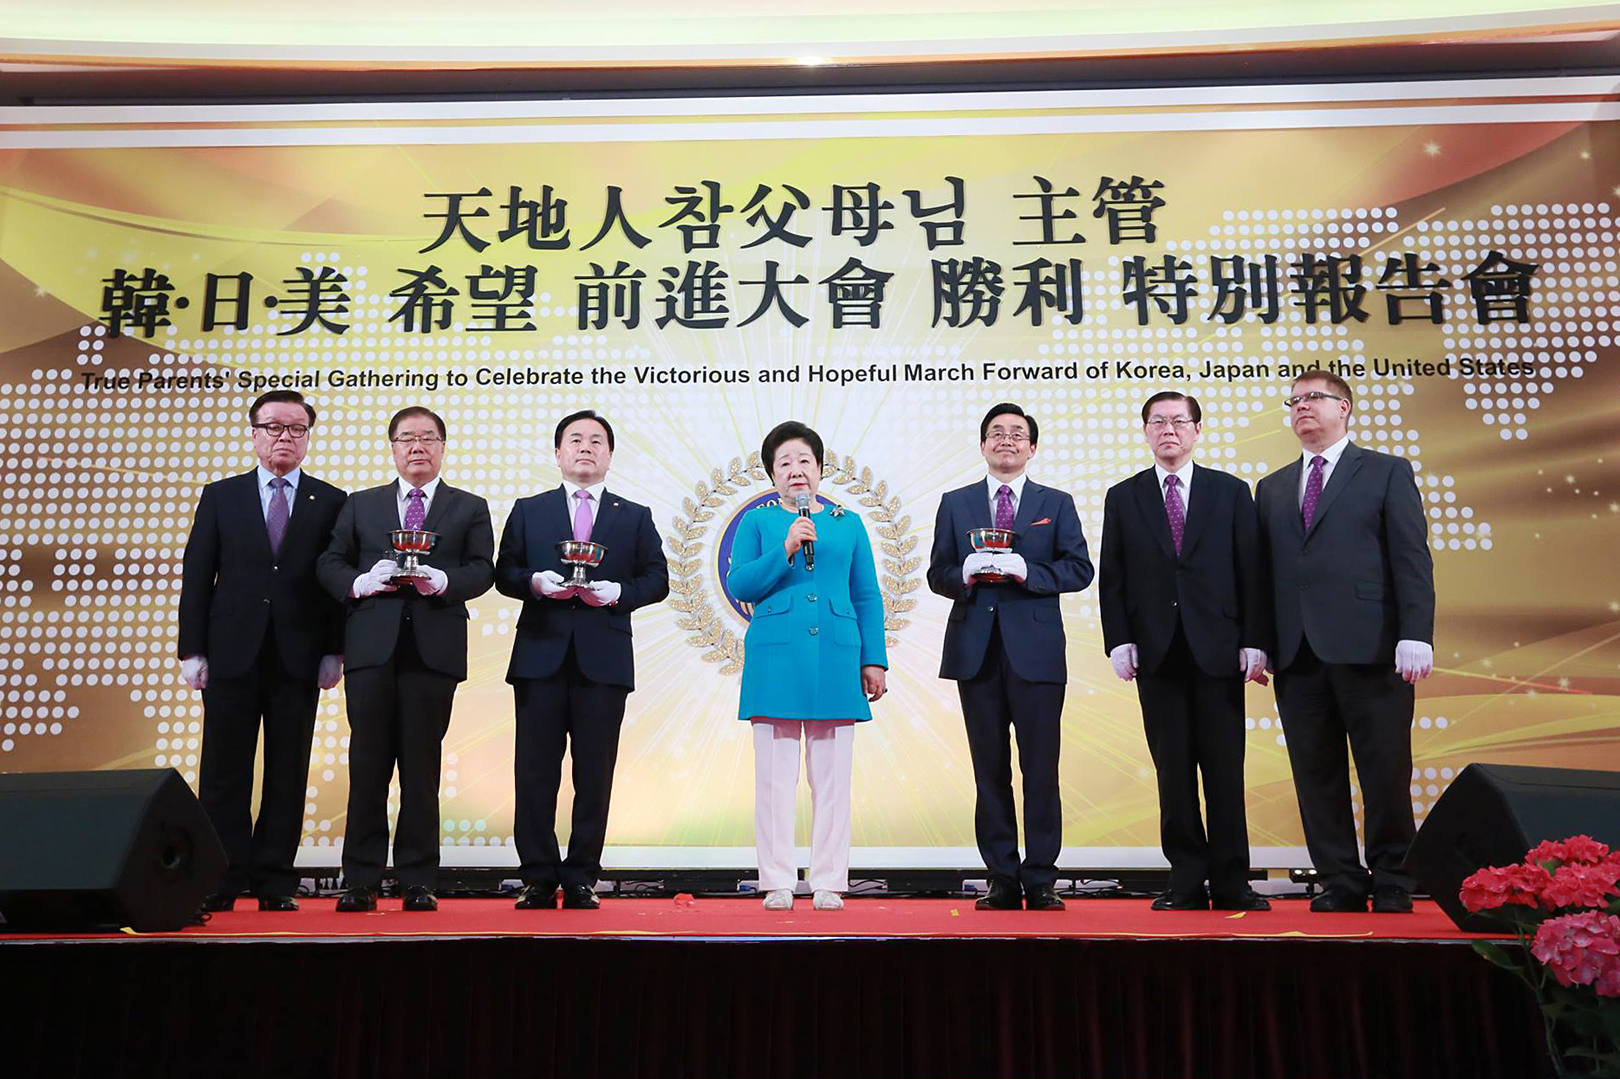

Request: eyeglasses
left=1283, top=391, right=1346, bottom=409
left=986, top=430, right=1030, bottom=444
left=1145, top=417, right=1197, bottom=429
left=391, top=435, right=445, bottom=446
left=252, top=423, right=310, bottom=439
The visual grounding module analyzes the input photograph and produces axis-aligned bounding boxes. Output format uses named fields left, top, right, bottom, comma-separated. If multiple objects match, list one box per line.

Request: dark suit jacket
left=178, top=470, right=346, bottom=680
left=1098, top=464, right=1273, bottom=678
left=315, top=481, right=495, bottom=681
left=926, top=479, right=1094, bottom=684
left=494, top=486, right=670, bottom=690
left=1255, top=442, right=1434, bottom=670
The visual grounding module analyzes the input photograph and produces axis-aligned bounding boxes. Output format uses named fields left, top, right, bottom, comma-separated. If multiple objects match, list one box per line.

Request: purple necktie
left=403, top=487, right=426, bottom=531
left=266, top=476, right=289, bottom=554
left=994, top=484, right=1015, bottom=530
left=1301, top=455, right=1327, bottom=530
left=1163, top=473, right=1185, bottom=556
left=573, top=489, right=593, bottom=542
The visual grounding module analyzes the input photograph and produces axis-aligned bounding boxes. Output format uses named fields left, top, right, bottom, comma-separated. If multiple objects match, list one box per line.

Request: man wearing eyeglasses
left=316, top=406, right=494, bottom=912
left=1255, top=369, right=1434, bottom=914
left=927, top=403, right=1094, bottom=912
left=179, top=390, right=347, bottom=912
left=1099, top=392, right=1273, bottom=912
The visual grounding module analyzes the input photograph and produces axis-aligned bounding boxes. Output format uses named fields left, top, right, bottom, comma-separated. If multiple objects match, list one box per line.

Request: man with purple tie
left=179, top=390, right=346, bottom=912
left=927, top=403, right=1094, bottom=912
left=495, top=410, right=669, bottom=910
left=1255, top=370, right=1435, bottom=914
left=1099, top=391, right=1273, bottom=912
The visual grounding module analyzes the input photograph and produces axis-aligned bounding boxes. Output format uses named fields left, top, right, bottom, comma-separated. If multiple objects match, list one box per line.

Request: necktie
left=1301, top=455, right=1327, bottom=530
left=266, top=477, right=289, bottom=554
left=573, top=489, right=594, bottom=542
left=404, top=487, right=426, bottom=531
left=994, top=484, right=1015, bottom=530
left=1163, top=473, right=1185, bottom=556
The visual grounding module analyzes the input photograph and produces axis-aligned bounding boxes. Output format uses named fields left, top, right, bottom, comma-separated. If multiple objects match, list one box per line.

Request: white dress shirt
left=984, top=472, right=1028, bottom=523
left=561, top=479, right=608, bottom=531
left=257, top=465, right=301, bottom=521
left=1152, top=460, right=1194, bottom=505
left=1297, top=434, right=1351, bottom=507
left=396, top=475, right=443, bottom=527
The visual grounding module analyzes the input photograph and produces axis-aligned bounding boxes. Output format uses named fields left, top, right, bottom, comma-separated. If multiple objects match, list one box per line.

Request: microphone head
left=794, top=493, right=812, bottom=511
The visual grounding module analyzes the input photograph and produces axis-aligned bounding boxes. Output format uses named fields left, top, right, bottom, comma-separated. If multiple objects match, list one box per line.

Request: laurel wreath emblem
left=666, top=451, right=921, bottom=675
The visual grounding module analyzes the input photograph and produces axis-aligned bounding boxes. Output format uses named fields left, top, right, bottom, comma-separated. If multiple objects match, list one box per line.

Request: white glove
left=410, top=565, right=448, bottom=596
left=1109, top=643, right=1138, bottom=681
left=532, top=570, right=577, bottom=600
left=351, top=558, right=401, bottom=598
left=996, top=553, right=1028, bottom=582
left=962, top=552, right=999, bottom=584
left=1395, top=639, right=1434, bottom=683
left=317, top=654, right=344, bottom=690
left=580, top=580, right=621, bottom=607
left=180, top=655, right=209, bottom=690
left=1240, top=648, right=1268, bottom=683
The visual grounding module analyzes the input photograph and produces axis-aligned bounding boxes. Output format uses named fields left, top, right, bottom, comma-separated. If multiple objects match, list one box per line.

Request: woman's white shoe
left=762, top=888, right=794, bottom=911
left=812, top=890, right=844, bottom=910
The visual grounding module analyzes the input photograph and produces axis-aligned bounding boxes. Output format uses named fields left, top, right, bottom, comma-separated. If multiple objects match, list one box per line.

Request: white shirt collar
left=1302, top=434, right=1351, bottom=469
left=257, top=464, right=301, bottom=490
left=561, top=479, right=608, bottom=504
left=1153, top=459, right=1193, bottom=489
left=985, top=473, right=1028, bottom=501
left=397, top=475, right=442, bottom=501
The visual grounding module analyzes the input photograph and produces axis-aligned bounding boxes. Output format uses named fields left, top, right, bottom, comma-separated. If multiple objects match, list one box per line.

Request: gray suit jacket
left=316, top=481, right=495, bottom=681
left=1255, top=442, right=1434, bottom=670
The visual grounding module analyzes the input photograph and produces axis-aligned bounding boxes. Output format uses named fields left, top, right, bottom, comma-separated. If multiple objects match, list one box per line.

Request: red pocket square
left=1031, top=517, right=1052, bottom=526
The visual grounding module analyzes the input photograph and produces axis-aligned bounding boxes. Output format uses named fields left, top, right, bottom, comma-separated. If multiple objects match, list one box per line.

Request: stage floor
left=1, top=895, right=1505, bottom=943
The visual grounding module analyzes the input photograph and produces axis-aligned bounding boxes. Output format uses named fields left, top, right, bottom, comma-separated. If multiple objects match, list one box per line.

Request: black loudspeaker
left=0, top=768, right=226, bottom=932
left=1406, top=763, right=1620, bottom=931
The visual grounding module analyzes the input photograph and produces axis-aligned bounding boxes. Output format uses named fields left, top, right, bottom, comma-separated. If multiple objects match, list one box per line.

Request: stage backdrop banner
left=1, top=80, right=1616, bottom=870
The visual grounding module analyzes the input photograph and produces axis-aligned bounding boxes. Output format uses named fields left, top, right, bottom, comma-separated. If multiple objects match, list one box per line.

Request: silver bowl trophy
left=966, top=527, right=1019, bottom=583
left=388, top=529, right=439, bottom=584
left=555, top=539, right=607, bottom=588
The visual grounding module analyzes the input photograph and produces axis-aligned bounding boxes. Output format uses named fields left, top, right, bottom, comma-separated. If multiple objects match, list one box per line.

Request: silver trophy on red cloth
left=388, top=529, right=438, bottom=584
left=555, top=539, right=607, bottom=589
left=965, top=527, right=1018, bottom=583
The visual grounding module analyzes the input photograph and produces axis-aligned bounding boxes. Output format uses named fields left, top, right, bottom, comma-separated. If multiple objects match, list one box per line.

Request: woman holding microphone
left=727, top=421, right=888, bottom=911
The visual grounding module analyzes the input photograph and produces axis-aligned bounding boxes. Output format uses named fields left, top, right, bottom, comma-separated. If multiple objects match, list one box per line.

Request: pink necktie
left=994, top=485, right=1015, bottom=530
left=573, top=489, right=593, bottom=542
left=1301, top=456, right=1326, bottom=530
left=403, top=487, right=426, bottom=530
left=1164, top=473, right=1185, bottom=555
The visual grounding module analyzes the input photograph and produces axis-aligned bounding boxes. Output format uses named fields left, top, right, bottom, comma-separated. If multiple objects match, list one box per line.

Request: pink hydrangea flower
left=1541, top=861, right=1620, bottom=911
left=1461, top=863, right=1551, bottom=912
left=1531, top=912, right=1620, bottom=992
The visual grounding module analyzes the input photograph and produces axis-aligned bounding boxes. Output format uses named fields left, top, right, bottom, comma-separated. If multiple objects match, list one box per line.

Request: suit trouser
left=1135, top=624, right=1251, bottom=897
left=341, top=618, right=458, bottom=889
left=752, top=718, right=855, bottom=893
left=957, top=621, right=1066, bottom=890
left=197, top=634, right=319, bottom=897
left=512, top=642, right=630, bottom=889
left=1275, top=637, right=1417, bottom=894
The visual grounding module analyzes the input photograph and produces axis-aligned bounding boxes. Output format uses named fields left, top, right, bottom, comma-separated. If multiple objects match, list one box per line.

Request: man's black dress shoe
left=974, top=879, right=1021, bottom=910
left=256, top=894, right=299, bottom=912
left=402, top=886, right=438, bottom=912
left=335, top=886, right=378, bottom=912
left=515, top=884, right=558, bottom=910
left=1210, top=887, right=1271, bottom=912
left=1309, top=887, right=1368, bottom=913
left=1151, top=889, right=1210, bottom=911
left=1024, top=884, right=1067, bottom=911
left=1371, top=886, right=1414, bottom=913
left=200, top=892, right=237, bottom=913
left=561, top=884, right=600, bottom=910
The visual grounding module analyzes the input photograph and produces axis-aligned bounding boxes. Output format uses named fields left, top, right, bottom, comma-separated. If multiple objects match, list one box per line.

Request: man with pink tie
left=494, top=410, right=669, bottom=910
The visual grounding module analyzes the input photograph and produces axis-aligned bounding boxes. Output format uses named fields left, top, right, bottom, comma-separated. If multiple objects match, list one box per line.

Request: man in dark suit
left=179, top=390, right=346, bottom=912
left=495, top=410, right=669, bottom=910
left=1099, top=391, right=1273, bottom=912
left=316, top=406, right=494, bottom=912
left=927, top=403, right=1094, bottom=912
left=1255, top=369, right=1435, bottom=914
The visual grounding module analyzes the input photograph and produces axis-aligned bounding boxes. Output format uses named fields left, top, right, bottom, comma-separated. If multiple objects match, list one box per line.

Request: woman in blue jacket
left=727, top=421, right=888, bottom=911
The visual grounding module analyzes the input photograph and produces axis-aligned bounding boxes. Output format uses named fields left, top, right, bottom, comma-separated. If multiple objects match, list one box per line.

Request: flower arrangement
left=1462, top=836, right=1620, bottom=1076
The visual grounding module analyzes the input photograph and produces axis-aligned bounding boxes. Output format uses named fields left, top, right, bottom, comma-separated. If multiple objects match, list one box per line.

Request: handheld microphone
left=794, top=493, right=815, bottom=570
